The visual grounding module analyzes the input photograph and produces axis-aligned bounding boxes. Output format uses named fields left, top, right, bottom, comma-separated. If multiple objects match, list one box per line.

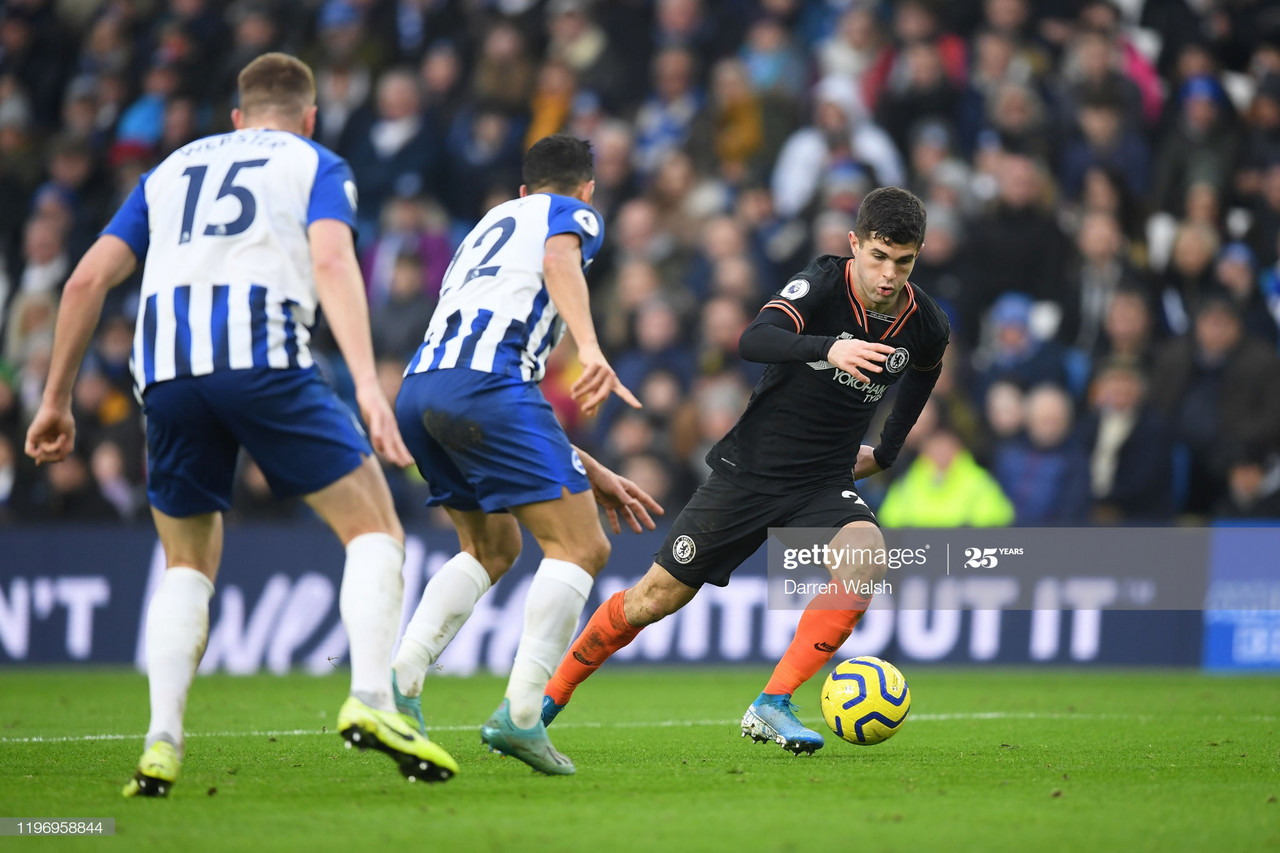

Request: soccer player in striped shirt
left=389, top=135, right=662, bottom=775
left=25, top=53, right=457, bottom=795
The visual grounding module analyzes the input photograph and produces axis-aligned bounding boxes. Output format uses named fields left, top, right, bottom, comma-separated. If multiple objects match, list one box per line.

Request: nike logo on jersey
left=841, top=490, right=867, bottom=505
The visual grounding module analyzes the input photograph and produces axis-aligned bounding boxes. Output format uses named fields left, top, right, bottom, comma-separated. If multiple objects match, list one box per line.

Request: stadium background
left=1, top=0, right=1278, bottom=672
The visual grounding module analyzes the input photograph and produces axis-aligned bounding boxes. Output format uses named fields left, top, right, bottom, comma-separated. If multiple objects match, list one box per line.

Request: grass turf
left=0, top=667, right=1277, bottom=852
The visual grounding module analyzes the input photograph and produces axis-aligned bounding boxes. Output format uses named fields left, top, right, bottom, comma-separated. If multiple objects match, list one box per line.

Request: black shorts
left=655, top=469, right=878, bottom=589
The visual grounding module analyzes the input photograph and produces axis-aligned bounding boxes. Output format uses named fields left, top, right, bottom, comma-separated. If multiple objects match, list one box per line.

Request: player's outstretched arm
left=309, top=218, right=412, bottom=467
left=572, top=445, right=665, bottom=534
left=25, top=236, right=137, bottom=465
left=542, top=232, right=640, bottom=417
left=738, top=307, right=893, bottom=381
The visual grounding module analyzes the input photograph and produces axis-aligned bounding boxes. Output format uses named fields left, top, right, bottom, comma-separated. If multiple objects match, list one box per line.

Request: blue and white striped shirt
left=102, top=128, right=357, bottom=392
left=405, top=193, right=603, bottom=383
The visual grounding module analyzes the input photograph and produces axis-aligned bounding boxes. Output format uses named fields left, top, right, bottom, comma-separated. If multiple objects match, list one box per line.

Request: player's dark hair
left=238, top=53, right=316, bottom=118
left=854, top=187, right=927, bottom=249
left=523, top=134, right=594, bottom=195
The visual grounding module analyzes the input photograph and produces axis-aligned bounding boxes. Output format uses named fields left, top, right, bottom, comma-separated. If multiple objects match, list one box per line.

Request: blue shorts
left=396, top=368, right=590, bottom=513
left=143, top=367, right=370, bottom=517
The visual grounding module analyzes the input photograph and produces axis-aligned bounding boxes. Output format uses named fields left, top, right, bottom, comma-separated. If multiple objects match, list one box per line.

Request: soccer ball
left=820, top=656, right=911, bottom=745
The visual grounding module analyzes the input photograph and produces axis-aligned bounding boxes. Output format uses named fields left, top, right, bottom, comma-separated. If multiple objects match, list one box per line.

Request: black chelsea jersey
left=708, top=254, right=950, bottom=494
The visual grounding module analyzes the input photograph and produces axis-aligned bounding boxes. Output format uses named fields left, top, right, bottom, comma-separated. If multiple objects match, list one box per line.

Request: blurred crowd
left=3, top=0, right=1280, bottom=528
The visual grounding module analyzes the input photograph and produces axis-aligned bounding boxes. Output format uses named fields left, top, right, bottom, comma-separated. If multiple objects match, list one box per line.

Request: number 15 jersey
left=103, top=128, right=358, bottom=393
left=405, top=193, right=604, bottom=384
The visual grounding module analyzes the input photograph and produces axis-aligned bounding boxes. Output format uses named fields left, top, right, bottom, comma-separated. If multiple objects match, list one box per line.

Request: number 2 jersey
left=709, top=254, right=951, bottom=494
left=404, top=193, right=604, bottom=383
left=102, top=128, right=357, bottom=393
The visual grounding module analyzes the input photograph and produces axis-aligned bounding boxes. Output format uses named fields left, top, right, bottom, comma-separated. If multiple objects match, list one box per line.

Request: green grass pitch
left=1, top=667, right=1277, bottom=852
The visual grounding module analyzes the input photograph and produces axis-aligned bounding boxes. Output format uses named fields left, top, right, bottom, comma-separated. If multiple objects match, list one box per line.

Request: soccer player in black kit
left=543, top=187, right=949, bottom=754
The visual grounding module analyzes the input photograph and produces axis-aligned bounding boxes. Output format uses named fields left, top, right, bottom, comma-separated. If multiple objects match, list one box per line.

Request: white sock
left=144, top=567, right=215, bottom=755
left=393, top=552, right=492, bottom=698
left=505, top=559, right=594, bottom=728
left=339, top=532, right=405, bottom=712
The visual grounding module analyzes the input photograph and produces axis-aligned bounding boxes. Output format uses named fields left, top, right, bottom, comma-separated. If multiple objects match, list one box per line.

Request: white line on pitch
left=1, top=711, right=1274, bottom=745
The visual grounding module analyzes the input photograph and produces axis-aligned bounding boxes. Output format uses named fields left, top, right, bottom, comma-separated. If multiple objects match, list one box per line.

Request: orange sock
left=546, top=591, right=641, bottom=705
left=763, top=592, right=872, bottom=696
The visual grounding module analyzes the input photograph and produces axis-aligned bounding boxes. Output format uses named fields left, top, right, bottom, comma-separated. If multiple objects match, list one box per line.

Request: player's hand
left=828, top=339, right=896, bottom=383
left=25, top=404, right=76, bottom=465
left=355, top=386, right=413, bottom=468
left=853, top=444, right=883, bottom=480
left=586, top=463, right=665, bottom=534
left=571, top=346, right=640, bottom=418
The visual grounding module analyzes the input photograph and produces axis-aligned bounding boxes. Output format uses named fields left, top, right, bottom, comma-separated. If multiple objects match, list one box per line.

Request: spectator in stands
left=1214, top=242, right=1279, bottom=345
left=633, top=46, right=702, bottom=181
left=1084, top=361, right=1175, bottom=522
left=697, top=294, right=757, bottom=383
left=1248, top=161, right=1280, bottom=269
left=957, top=29, right=1027, bottom=157
left=875, top=41, right=961, bottom=157
left=863, top=0, right=968, bottom=111
left=771, top=74, right=903, bottom=219
left=1156, top=220, right=1219, bottom=337
left=90, top=439, right=144, bottom=521
left=525, top=59, right=576, bottom=148
left=1059, top=91, right=1151, bottom=201
left=687, top=58, right=764, bottom=186
left=1216, top=444, right=1280, bottom=519
left=361, top=193, right=451, bottom=309
left=973, top=292, right=1080, bottom=400
left=967, top=155, right=1071, bottom=321
left=370, top=252, right=436, bottom=362
left=909, top=203, right=969, bottom=337
left=1152, top=75, right=1241, bottom=215
left=995, top=383, right=1090, bottom=524
left=545, top=0, right=627, bottom=113
left=469, top=20, right=535, bottom=115
left=440, top=105, right=525, bottom=223
left=1053, top=26, right=1145, bottom=135
left=0, top=432, right=18, bottom=522
left=1258, top=231, right=1280, bottom=338
left=879, top=416, right=1015, bottom=528
left=739, top=15, right=805, bottom=100
left=418, top=39, right=465, bottom=137
left=1235, top=74, right=1280, bottom=203
left=815, top=3, right=884, bottom=82
left=1060, top=211, right=1145, bottom=352
left=34, top=450, right=115, bottom=521
left=115, top=61, right=180, bottom=149
left=15, top=216, right=69, bottom=299
left=1092, top=286, right=1158, bottom=370
left=984, top=380, right=1024, bottom=451
left=344, top=68, right=438, bottom=238
left=1149, top=296, right=1280, bottom=514
left=980, top=0, right=1050, bottom=80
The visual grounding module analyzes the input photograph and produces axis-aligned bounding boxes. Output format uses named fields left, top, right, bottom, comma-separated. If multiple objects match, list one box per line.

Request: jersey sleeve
left=913, top=299, right=951, bottom=370
left=758, top=256, right=839, bottom=333
left=101, top=171, right=152, bottom=260
left=307, top=147, right=358, bottom=230
left=545, top=195, right=604, bottom=265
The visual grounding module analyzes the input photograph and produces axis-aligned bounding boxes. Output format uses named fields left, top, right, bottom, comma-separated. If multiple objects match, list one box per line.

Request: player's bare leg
left=393, top=508, right=521, bottom=732
left=123, top=510, right=222, bottom=797
left=305, top=454, right=458, bottom=783
left=477, top=488, right=609, bottom=775
left=543, top=562, right=697, bottom=725
left=745, top=521, right=887, bottom=755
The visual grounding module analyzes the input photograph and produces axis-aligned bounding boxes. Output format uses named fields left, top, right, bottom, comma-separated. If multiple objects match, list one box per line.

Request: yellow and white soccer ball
left=820, top=656, right=911, bottom=745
